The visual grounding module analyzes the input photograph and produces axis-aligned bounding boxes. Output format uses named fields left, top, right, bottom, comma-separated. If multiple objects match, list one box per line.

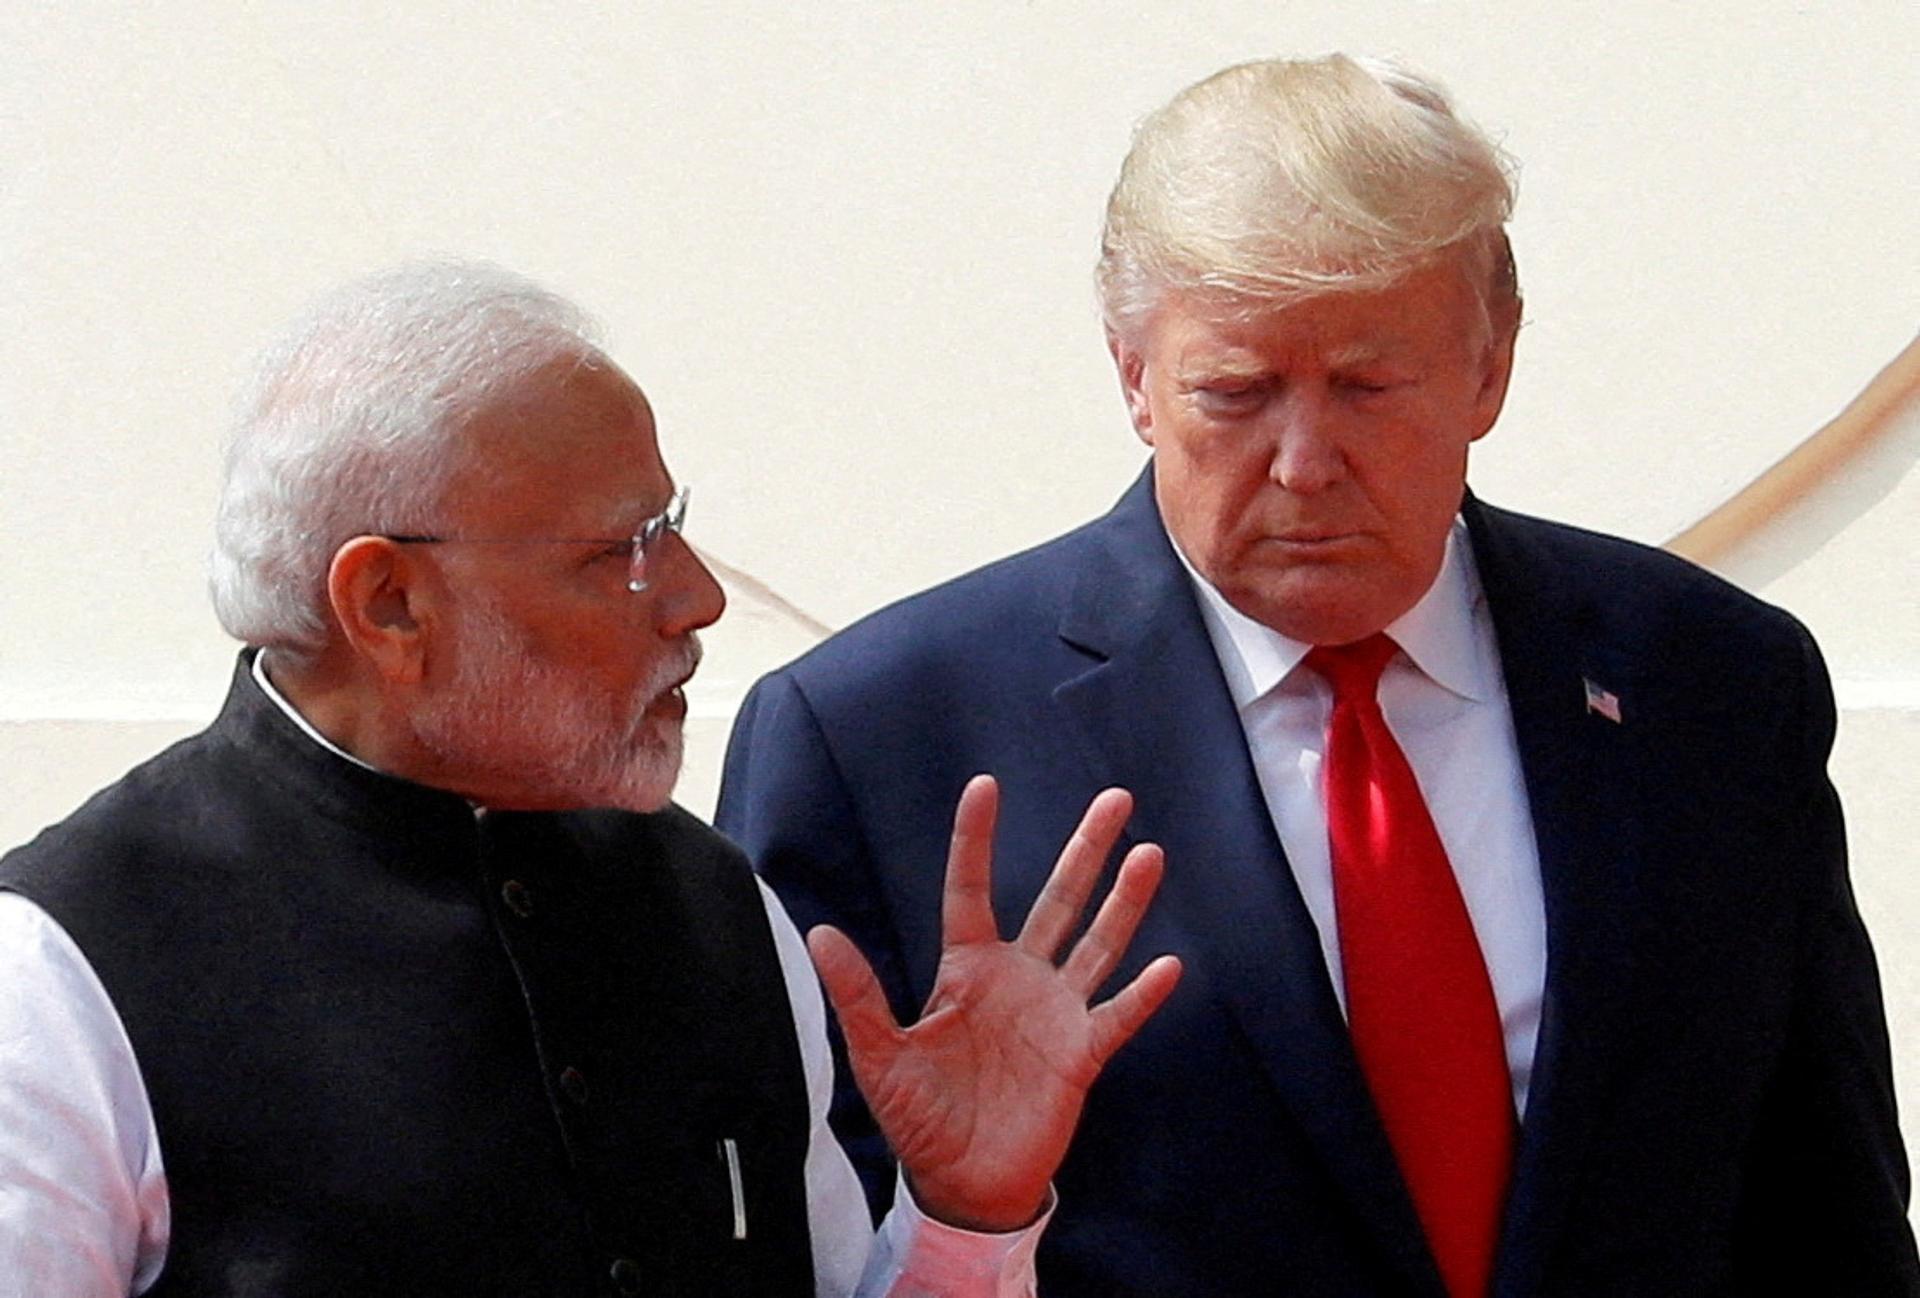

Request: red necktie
left=1306, top=633, right=1513, bottom=1298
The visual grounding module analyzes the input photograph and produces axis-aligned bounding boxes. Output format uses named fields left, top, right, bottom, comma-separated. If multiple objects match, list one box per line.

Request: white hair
left=1097, top=53, right=1519, bottom=344
left=209, top=260, right=604, bottom=660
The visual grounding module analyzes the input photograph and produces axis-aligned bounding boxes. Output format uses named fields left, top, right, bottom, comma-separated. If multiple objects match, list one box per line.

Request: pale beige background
left=3, top=0, right=1917, bottom=1210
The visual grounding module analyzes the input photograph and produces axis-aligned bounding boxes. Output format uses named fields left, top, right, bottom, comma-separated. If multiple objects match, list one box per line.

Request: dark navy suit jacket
left=717, top=470, right=1917, bottom=1296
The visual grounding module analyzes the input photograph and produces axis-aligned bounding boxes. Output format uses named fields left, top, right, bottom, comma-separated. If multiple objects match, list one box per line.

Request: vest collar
left=214, top=649, right=480, bottom=853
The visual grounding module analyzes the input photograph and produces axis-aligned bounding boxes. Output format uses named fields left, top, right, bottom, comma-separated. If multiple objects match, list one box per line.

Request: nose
left=652, top=533, right=727, bottom=635
left=1266, top=387, right=1344, bottom=495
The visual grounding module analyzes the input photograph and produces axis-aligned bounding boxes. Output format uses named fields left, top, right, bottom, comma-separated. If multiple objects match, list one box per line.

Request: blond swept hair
left=1097, top=54, right=1518, bottom=343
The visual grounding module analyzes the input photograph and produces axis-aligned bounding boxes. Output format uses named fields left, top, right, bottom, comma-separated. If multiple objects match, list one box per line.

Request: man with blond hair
left=719, top=55, right=1918, bottom=1296
left=0, top=261, right=1182, bottom=1296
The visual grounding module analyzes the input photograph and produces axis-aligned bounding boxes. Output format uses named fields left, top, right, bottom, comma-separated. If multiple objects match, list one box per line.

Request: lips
left=643, top=666, right=698, bottom=721
left=1261, top=530, right=1363, bottom=547
left=659, top=641, right=701, bottom=696
left=646, top=685, right=689, bottom=721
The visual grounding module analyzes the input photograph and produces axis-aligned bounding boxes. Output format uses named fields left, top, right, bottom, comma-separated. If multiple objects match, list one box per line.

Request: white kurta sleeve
left=0, top=892, right=168, bottom=1297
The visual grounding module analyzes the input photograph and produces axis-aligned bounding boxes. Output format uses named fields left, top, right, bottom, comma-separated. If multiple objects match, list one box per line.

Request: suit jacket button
left=560, top=1065, right=589, bottom=1106
left=501, top=879, right=534, bottom=917
left=609, top=1257, right=642, bottom=1295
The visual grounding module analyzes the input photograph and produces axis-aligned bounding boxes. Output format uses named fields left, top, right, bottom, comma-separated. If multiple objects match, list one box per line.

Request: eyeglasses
left=387, top=485, right=690, bottom=593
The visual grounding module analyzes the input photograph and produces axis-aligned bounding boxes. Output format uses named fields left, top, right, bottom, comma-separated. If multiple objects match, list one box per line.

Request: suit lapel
left=1051, top=471, right=1444, bottom=1295
left=1465, top=496, right=1652, bottom=1297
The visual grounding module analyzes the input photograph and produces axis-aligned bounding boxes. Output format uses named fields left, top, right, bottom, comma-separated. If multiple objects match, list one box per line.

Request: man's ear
left=1106, top=327, right=1155, bottom=447
left=1469, top=312, right=1519, bottom=444
left=327, top=537, right=430, bottom=684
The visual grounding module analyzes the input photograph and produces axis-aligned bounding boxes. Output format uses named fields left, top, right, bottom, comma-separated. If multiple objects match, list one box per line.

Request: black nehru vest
left=0, top=654, right=815, bottom=1297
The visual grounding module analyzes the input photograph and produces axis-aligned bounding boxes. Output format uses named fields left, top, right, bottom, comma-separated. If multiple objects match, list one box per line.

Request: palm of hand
left=807, top=777, right=1181, bottom=1233
left=860, top=943, right=1103, bottom=1220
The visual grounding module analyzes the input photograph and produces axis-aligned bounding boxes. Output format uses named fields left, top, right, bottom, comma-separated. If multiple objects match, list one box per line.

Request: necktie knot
left=1304, top=633, right=1399, bottom=703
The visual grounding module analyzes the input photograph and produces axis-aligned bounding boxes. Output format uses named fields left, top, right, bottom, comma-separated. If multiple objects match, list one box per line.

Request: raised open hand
left=806, top=775, right=1182, bottom=1233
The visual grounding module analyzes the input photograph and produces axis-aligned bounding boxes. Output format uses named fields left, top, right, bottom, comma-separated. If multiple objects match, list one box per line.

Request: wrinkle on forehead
left=470, top=353, right=642, bottom=428
left=1166, top=323, right=1409, bottom=382
left=1164, top=269, right=1480, bottom=376
left=440, top=358, right=665, bottom=533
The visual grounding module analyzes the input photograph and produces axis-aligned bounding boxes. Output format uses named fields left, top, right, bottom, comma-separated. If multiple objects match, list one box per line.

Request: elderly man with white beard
left=0, top=262, right=1180, bottom=1298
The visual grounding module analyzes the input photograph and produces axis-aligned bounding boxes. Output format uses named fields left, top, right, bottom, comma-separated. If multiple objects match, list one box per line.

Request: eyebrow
left=1324, top=341, right=1398, bottom=368
left=1175, top=353, right=1269, bottom=383
left=595, top=489, right=672, bottom=536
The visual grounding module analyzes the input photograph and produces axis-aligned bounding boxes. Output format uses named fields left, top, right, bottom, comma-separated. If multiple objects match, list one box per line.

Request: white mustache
left=648, top=634, right=702, bottom=699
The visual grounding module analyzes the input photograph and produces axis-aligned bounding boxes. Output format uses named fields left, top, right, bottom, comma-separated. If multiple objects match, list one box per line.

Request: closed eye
left=1192, top=380, right=1270, bottom=414
left=1335, top=372, right=1412, bottom=396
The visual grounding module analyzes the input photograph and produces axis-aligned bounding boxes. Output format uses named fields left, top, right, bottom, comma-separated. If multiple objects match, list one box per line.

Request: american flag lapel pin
left=1583, top=677, right=1622, bottom=724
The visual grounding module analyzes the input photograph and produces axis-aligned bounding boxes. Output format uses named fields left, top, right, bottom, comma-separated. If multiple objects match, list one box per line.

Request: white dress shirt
left=0, top=657, right=1043, bottom=1297
left=1175, top=519, right=1548, bottom=1115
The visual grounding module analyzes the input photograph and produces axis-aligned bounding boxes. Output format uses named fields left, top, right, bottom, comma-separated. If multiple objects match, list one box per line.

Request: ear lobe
left=327, top=537, right=429, bottom=684
left=1106, top=328, right=1155, bottom=445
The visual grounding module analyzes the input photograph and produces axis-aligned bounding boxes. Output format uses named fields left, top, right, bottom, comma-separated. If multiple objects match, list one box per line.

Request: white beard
left=408, top=595, right=698, bottom=813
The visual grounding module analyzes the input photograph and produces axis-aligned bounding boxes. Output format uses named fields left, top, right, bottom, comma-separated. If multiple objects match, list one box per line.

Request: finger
left=807, top=924, right=904, bottom=1063
left=1060, top=841, right=1164, bottom=997
left=1087, top=954, right=1184, bottom=1066
left=941, top=774, right=1001, bottom=947
left=1016, top=787, right=1135, bottom=961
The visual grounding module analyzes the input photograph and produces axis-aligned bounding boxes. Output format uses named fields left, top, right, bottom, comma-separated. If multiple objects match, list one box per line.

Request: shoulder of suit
left=1470, top=496, right=1814, bottom=647
left=771, top=512, right=1113, bottom=682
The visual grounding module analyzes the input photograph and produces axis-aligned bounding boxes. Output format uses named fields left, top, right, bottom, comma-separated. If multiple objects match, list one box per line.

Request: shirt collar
left=1173, top=517, right=1495, bottom=709
left=250, top=650, right=383, bottom=773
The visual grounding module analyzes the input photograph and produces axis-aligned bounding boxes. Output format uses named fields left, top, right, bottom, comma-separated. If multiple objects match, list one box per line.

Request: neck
left=265, top=645, right=419, bottom=780
left=264, top=644, right=554, bottom=811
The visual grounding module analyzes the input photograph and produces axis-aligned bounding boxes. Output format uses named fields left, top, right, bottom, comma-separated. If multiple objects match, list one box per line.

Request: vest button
left=560, top=1065, right=589, bottom=1106
left=501, top=879, right=534, bottom=918
left=609, top=1256, right=643, bottom=1295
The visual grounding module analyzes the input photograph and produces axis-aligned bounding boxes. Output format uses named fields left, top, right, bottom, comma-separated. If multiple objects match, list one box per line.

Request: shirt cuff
left=861, top=1177, right=1052, bottom=1298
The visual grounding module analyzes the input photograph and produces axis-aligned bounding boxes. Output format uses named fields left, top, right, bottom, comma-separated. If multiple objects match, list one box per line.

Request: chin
left=1223, top=578, right=1405, bottom=646
left=486, top=726, right=683, bottom=816
left=607, top=768, right=679, bottom=815
left=596, top=730, right=685, bottom=814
